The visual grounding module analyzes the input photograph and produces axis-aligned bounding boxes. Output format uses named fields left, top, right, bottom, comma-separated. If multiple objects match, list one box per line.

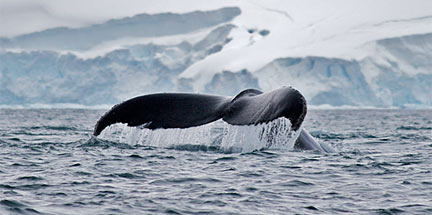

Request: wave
left=0, top=103, right=112, bottom=110
left=308, top=104, right=432, bottom=110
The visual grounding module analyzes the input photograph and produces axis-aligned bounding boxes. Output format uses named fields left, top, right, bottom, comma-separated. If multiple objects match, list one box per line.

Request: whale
left=93, top=87, right=333, bottom=152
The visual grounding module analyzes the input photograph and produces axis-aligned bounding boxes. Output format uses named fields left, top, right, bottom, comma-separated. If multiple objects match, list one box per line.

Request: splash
left=98, top=118, right=300, bottom=153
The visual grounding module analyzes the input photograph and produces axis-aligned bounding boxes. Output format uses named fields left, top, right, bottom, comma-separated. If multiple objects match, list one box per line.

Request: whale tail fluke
left=93, top=87, right=307, bottom=137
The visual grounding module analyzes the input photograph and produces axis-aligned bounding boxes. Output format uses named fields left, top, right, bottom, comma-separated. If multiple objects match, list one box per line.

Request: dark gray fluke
left=94, top=87, right=306, bottom=136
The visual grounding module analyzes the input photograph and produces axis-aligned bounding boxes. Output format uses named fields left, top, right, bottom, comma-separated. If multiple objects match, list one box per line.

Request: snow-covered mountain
left=1, top=0, right=431, bottom=108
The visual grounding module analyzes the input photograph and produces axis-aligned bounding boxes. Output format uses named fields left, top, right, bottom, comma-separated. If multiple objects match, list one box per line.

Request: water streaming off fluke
left=98, top=118, right=299, bottom=153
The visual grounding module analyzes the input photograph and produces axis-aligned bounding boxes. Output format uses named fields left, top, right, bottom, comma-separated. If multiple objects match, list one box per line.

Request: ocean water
left=0, top=109, right=431, bottom=215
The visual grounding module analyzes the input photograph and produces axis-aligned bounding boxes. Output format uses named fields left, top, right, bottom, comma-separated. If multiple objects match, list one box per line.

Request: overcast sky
left=0, top=0, right=236, bottom=37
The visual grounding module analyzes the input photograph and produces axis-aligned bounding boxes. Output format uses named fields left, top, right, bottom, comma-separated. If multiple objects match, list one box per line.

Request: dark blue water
left=0, top=109, right=431, bottom=215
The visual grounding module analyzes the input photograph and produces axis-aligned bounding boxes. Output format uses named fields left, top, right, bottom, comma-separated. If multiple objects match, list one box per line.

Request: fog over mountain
left=1, top=0, right=431, bottom=108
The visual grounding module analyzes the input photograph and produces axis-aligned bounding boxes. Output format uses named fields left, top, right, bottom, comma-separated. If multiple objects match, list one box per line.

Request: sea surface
left=0, top=109, right=431, bottom=215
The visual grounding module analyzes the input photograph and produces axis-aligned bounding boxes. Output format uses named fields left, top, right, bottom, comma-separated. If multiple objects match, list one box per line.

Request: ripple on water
left=105, top=172, right=143, bottom=179
left=16, top=176, right=44, bottom=181
left=278, top=180, right=315, bottom=187
left=15, top=184, right=51, bottom=191
left=0, top=199, right=40, bottom=215
left=79, top=137, right=137, bottom=149
left=375, top=208, right=405, bottom=215
left=396, top=125, right=432, bottom=131
left=150, top=177, right=222, bottom=185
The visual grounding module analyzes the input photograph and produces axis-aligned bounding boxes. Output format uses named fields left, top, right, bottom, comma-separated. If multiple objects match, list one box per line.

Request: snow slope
left=0, top=7, right=240, bottom=51
left=180, top=0, right=432, bottom=92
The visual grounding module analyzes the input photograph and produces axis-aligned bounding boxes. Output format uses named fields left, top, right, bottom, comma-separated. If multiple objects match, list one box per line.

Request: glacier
left=254, top=33, right=432, bottom=107
left=0, top=1, right=431, bottom=108
left=0, top=23, right=235, bottom=104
